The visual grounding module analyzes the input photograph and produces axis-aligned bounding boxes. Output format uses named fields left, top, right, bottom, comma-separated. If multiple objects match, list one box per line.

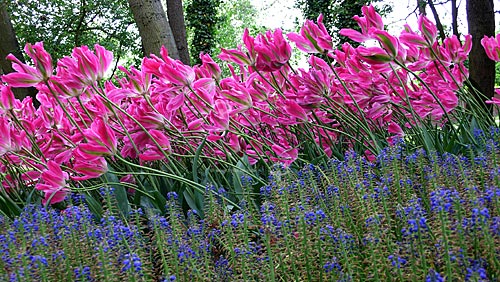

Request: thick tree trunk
left=466, top=0, right=495, bottom=103
left=128, top=0, right=179, bottom=59
left=0, top=3, right=37, bottom=102
left=166, top=0, right=190, bottom=65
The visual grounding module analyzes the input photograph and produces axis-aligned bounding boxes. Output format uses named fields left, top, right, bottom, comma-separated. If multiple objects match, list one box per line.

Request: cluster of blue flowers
left=1, top=129, right=499, bottom=281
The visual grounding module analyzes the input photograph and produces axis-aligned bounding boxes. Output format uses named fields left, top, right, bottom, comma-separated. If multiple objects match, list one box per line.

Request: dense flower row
left=1, top=6, right=499, bottom=204
left=1, top=131, right=499, bottom=281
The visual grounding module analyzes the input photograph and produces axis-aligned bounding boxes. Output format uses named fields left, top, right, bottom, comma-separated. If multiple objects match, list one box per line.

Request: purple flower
left=426, top=269, right=445, bottom=282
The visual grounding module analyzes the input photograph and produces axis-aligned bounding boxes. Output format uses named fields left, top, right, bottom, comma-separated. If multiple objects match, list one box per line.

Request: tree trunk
left=451, top=0, right=459, bottom=38
left=466, top=0, right=495, bottom=104
left=128, top=0, right=179, bottom=59
left=417, top=0, right=426, bottom=15
left=166, top=0, right=190, bottom=65
left=0, top=3, right=38, bottom=102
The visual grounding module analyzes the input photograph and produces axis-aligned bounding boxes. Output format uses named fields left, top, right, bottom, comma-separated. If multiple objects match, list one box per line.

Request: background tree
left=185, top=0, right=220, bottom=64
left=9, top=0, right=141, bottom=68
left=214, top=0, right=266, bottom=52
left=0, top=1, right=37, bottom=102
left=467, top=0, right=495, bottom=106
left=166, top=0, right=190, bottom=64
left=294, top=0, right=391, bottom=48
left=128, top=0, right=179, bottom=58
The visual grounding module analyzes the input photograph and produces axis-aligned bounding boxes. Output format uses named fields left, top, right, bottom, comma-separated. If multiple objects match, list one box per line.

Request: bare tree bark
left=426, top=0, right=446, bottom=41
left=0, top=2, right=38, bottom=102
left=466, top=0, right=495, bottom=104
left=128, top=0, right=179, bottom=59
left=451, top=0, right=459, bottom=38
left=166, top=0, right=190, bottom=65
left=417, top=0, right=426, bottom=15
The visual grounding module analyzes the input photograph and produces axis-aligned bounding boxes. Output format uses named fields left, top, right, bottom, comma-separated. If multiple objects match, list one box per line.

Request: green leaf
left=105, top=172, right=130, bottom=217
left=193, top=137, right=207, bottom=184
left=84, top=193, right=103, bottom=221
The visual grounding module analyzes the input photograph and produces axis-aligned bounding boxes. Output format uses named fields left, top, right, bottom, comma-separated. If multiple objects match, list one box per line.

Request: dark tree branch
left=427, top=0, right=446, bottom=41
left=451, top=0, right=459, bottom=38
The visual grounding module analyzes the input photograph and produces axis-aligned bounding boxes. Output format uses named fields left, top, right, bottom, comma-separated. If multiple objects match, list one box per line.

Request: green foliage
left=294, top=0, right=391, bottom=48
left=496, top=62, right=500, bottom=86
left=7, top=0, right=141, bottom=66
left=214, top=0, right=266, bottom=50
left=185, top=0, right=220, bottom=64
left=2, top=141, right=500, bottom=280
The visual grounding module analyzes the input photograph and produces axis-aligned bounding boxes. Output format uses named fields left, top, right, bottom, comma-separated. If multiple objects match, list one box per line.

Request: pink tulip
left=486, top=89, right=500, bottom=105
left=209, top=99, right=230, bottom=132
left=71, top=44, right=113, bottom=83
left=357, top=46, right=393, bottom=64
left=159, top=59, right=195, bottom=86
left=35, top=160, right=69, bottom=205
left=219, top=48, right=253, bottom=66
left=199, top=53, right=222, bottom=80
left=79, top=118, right=117, bottom=156
left=287, top=14, right=333, bottom=54
left=340, top=5, right=384, bottom=43
left=2, top=42, right=53, bottom=87
left=418, top=15, right=438, bottom=45
left=0, top=86, right=18, bottom=111
left=254, top=29, right=292, bottom=72
left=481, top=34, right=500, bottom=62
left=282, top=100, right=308, bottom=121
left=372, top=30, right=399, bottom=57
left=72, top=149, right=108, bottom=181
left=358, top=5, right=384, bottom=32
left=0, top=117, right=27, bottom=156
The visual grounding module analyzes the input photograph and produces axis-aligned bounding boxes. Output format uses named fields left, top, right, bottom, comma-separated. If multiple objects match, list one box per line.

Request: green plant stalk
left=438, top=211, right=453, bottom=281
left=264, top=232, right=277, bottom=282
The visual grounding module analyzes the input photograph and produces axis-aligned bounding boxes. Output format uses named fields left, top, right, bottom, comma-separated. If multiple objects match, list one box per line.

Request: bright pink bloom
left=72, top=44, right=113, bottom=82
left=440, top=35, right=472, bottom=64
left=219, top=29, right=257, bottom=66
left=486, top=89, right=500, bottom=105
left=372, top=30, right=399, bottom=57
left=254, top=29, right=292, bottom=72
left=159, top=58, right=195, bottom=86
left=198, top=53, right=222, bottom=80
left=357, top=46, right=392, bottom=64
left=418, top=15, right=438, bottom=45
left=35, top=160, right=69, bottom=205
left=72, top=149, right=108, bottom=181
left=0, top=117, right=26, bottom=156
left=220, top=79, right=252, bottom=108
left=339, top=5, right=384, bottom=43
left=2, top=42, right=53, bottom=87
left=481, top=34, right=500, bottom=62
left=357, top=5, right=384, bottom=32
left=79, top=118, right=117, bottom=156
left=56, top=44, right=113, bottom=86
left=283, top=100, right=308, bottom=121
left=138, top=130, right=171, bottom=161
left=269, top=143, right=298, bottom=166
left=219, top=48, right=253, bottom=66
left=287, top=14, right=333, bottom=54
left=0, top=85, right=18, bottom=111
left=208, top=99, right=230, bottom=132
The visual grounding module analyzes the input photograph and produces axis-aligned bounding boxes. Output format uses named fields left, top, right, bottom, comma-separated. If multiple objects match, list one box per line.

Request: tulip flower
left=287, top=14, right=333, bottom=54
left=481, top=34, right=500, bottom=62
left=254, top=29, right=292, bottom=72
left=36, top=160, right=69, bottom=205
left=2, top=42, right=53, bottom=87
